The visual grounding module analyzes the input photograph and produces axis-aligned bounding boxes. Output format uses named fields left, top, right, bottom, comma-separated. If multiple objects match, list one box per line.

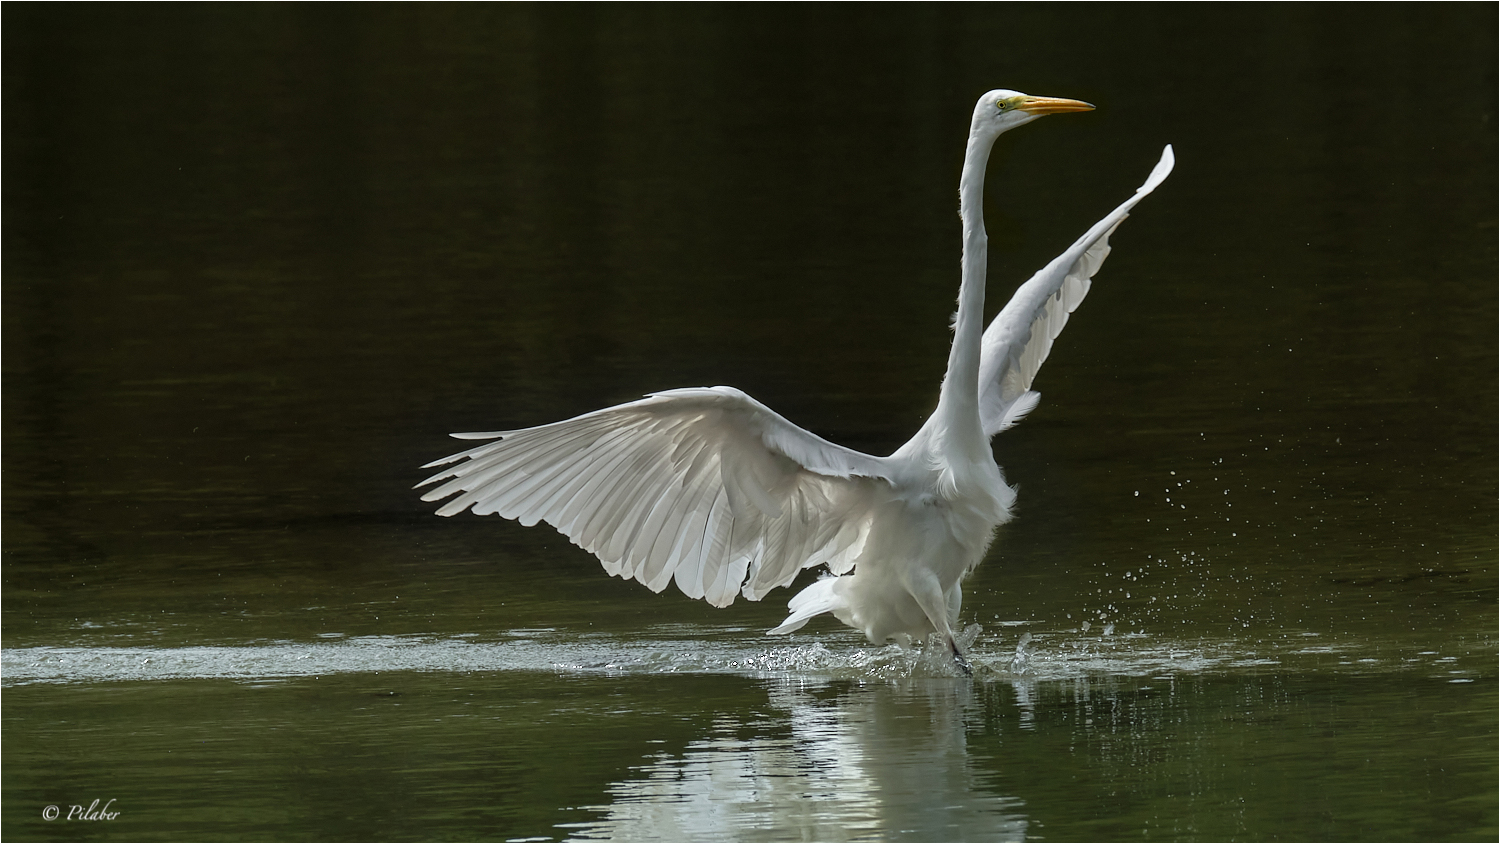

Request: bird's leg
left=911, top=575, right=974, bottom=677
left=945, top=583, right=972, bottom=675
left=951, top=640, right=974, bottom=676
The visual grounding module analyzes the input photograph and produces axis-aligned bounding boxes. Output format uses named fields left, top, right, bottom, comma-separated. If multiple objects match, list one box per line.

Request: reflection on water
left=563, top=678, right=1026, bottom=843
left=4, top=626, right=1493, bottom=840
left=7, top=632, right=1491, bottom=841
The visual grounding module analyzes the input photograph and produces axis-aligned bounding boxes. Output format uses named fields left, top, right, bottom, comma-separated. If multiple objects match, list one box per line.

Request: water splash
left=1008, top=632, right=1034, bottom=675
left=3, top=625, right=1484, bottom=688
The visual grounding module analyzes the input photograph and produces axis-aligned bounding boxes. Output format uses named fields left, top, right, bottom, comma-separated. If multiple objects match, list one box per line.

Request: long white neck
left=932, top=127, right=999, bottom=444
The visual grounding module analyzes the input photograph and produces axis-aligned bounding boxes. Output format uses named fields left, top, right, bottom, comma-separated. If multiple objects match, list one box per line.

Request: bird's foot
left=952, top=649, right=974, bottom=677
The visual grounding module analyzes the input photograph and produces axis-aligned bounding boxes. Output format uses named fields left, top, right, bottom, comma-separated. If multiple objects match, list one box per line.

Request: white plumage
left=419, top=90, right=1174, bottom=671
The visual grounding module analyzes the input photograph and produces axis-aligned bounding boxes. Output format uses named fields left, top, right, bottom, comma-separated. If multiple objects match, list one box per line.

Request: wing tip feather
left=1139, top=144, right=1175, bottom=194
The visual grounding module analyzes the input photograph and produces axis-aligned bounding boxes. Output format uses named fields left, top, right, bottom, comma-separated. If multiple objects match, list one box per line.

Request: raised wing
left=416, top=387, right=891, bottom=607
left=979, top=144, right=1175, bottom=437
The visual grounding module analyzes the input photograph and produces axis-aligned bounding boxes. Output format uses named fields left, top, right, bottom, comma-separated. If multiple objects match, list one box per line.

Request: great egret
left=419, top=90, right=1174, bottom=673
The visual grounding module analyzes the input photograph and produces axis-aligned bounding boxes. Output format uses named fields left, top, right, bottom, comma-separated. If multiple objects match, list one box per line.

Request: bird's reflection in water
left=561, top=677, right=1027, bottom=842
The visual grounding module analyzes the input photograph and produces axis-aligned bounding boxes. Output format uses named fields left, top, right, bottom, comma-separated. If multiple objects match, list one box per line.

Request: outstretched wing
left=416, top=386, right=891, bottom=607
left=979, top=144, right=1175, bottom=437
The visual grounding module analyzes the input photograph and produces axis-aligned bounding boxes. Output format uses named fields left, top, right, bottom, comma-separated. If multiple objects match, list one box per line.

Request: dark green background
left=4, top=4, right=1495, bottom=841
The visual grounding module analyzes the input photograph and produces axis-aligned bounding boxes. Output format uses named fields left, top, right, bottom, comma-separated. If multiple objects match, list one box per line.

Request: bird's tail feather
left=767, top=576, right=846, bottom=634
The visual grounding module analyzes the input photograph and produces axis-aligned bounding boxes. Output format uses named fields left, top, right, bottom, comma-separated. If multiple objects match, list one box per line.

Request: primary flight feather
left=419, top=90, right=1174, bottom=672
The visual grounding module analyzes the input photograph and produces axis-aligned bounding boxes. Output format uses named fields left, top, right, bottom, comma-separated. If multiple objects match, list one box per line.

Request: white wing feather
left=420, top=146, right=1173, bottom=613
left=979, top=144, right=1175, bottom=437
left=416, top=387, right=891, bottom=607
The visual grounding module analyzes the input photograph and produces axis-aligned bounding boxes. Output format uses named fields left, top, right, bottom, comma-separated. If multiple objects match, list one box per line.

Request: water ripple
left=4, top=626, right=1486, bottom=687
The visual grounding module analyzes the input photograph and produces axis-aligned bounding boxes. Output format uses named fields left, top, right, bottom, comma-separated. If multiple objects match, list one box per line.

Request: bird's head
left=971, top=89, right=1094, bottom=138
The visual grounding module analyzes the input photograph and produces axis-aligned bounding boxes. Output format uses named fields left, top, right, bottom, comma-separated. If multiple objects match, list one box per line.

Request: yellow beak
left=1015, top=96, right=1096, bottom=115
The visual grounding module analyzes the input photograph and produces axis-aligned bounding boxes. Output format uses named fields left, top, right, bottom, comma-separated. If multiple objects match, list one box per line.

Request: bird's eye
left=996, top=100, right=1010, bottom=111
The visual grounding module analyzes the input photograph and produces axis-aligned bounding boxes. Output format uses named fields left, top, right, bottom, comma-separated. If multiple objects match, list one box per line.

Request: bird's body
left=420, top=90, right=1174, bottom=670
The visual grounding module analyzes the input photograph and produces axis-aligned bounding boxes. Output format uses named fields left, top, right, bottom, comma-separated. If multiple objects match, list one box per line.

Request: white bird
left=418, top=90, right=1174, bottom=673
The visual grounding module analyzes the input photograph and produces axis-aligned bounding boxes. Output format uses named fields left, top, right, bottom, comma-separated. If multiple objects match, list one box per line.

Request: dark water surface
left=4, top=5, right=1495, bottom=842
